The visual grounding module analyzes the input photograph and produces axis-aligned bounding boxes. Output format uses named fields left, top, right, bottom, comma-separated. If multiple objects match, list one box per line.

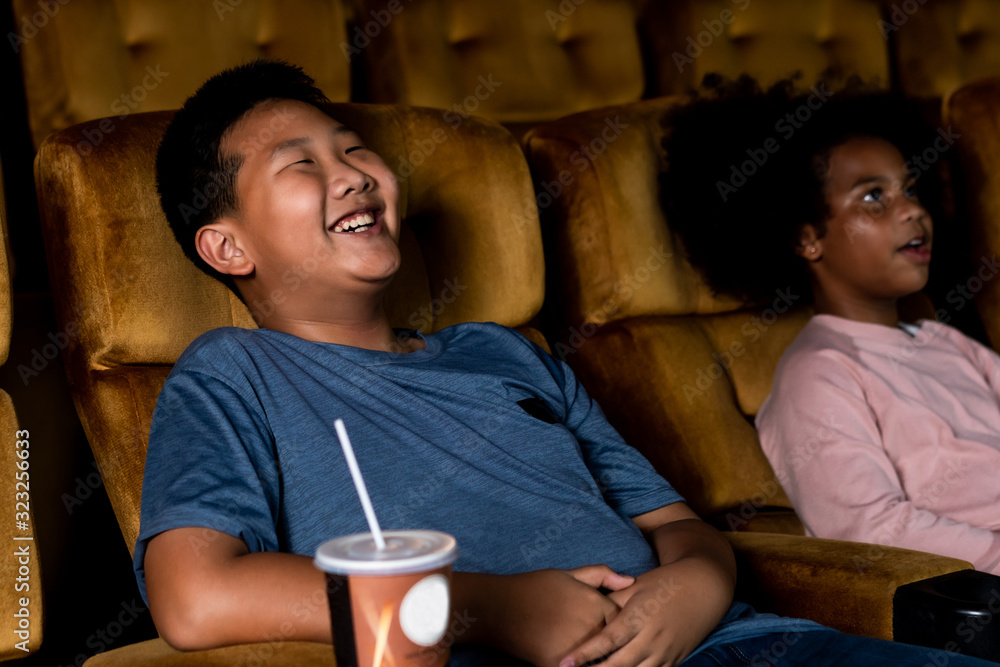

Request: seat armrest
left=725, top=532, right=972, bottom=640
left=894, top=569, right=1000, bottom=660
left=84, top=638, right=334, bottom=666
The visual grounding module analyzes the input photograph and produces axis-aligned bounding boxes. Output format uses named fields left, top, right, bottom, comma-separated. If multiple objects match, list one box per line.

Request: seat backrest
left=0, top=158, right=43, bottom=659
left=891, top=0, right=1000, bottom=99
left=14, top=0, right=352, bottom=148
left=35, top=104, right=544, bottom=553
left=643, top=0, right=889, bottom=96
left=351, top=0, right=647, bottom=135
left=525, top=97, right=810, bottom=533
left=946, top=75, right=1000, bottom=349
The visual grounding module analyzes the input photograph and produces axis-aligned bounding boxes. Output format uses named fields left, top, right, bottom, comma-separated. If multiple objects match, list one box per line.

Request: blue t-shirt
left=135, top=322, right=824, bottom=663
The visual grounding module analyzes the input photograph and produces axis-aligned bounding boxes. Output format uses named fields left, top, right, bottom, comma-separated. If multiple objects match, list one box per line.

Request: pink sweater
left=756, top=314, right=1000, bottom=574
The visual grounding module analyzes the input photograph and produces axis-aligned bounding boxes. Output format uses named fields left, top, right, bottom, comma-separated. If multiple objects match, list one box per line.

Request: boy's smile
left=218, top=99, right=402, bottom=311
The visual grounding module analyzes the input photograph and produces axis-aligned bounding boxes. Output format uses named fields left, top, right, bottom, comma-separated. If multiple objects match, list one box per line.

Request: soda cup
left=315, top=530, right=459, bottom=666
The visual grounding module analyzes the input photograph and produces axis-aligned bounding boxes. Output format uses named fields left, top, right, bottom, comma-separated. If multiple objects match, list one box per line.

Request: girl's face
left=805, top=136, right=932, bottom=306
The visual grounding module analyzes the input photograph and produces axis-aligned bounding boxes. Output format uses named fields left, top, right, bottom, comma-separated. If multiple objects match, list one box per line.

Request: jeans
left=682, top=630, right=1000, bottom=666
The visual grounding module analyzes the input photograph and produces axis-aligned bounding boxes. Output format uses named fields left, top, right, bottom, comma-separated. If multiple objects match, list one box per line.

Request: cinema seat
left=13, top=0, right=353, bottom=148
left=644, top=0, right=890, bottom=95
left=946, top=75, right=1000, bottom=350
left=347, top=0, right=890, bottom=138
left=0, top=159, right=43, bottom=661
left=35, top=104, right=544, bottom=665
left=348, top=0, right=648, bottom=138
left=524, top=96, right=972, bottom=640
left=890, top=0, right=1000, bottom=99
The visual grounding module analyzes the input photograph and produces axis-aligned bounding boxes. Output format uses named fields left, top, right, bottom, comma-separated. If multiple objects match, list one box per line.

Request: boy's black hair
left=156, top=59, right=331, bottom=296
left=660, top=75, right=940, bottom=305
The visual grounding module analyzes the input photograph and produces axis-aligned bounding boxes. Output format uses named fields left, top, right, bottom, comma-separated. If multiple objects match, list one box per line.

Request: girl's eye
left=862, top=187, right=884, bottom=203
left=293, top=159, right=313, bottom=165
left=904, top=183, right=919, bottom=198
left=345, top=146, right=365, bottom=154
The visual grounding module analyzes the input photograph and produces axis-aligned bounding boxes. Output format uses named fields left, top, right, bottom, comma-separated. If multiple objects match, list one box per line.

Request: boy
left=136, top=61, right=996, bottom=666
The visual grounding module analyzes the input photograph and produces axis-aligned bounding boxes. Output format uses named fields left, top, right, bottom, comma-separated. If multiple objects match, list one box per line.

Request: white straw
left=334, top=418, right=386, bottom=550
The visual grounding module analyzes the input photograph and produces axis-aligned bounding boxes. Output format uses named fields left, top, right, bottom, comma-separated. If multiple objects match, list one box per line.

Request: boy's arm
left=559, top=502, right=737, bottom=667
left=144, top=528, right=331, bottom=650
left=146, top=527, right=636, bottom=660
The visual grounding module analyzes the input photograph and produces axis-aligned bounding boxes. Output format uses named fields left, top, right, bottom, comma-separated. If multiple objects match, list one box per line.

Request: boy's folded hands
left=561, top=558, right=733, bottom=667
left=461, top=565, right=634, bottom=667
left=457, top=558, right=728, bottom=667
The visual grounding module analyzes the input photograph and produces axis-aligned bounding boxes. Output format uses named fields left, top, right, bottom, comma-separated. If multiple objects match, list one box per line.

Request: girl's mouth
left=898, top=237, right=931, bottom=263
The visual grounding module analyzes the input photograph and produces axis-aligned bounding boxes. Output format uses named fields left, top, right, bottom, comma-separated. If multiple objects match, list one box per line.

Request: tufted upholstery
left=350, top=0, right=890, bottom=136
left=645, top=0, right=890, bottom=95
left=13, top=0, right=903, bottom=152
left=945, top=75, right=1000, bottom=349
left=13, top=0, right=352, bottom=148
left=524, top=96, right=973, bottom=638
left=0, top=159, right=43, bottom=660
left=891, top=0, right=1000, bottom=99
left=352, top=0, right=647, bottom=135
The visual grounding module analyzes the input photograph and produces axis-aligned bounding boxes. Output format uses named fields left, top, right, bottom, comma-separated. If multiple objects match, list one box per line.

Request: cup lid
left=314, top=530, right=458, bottom=575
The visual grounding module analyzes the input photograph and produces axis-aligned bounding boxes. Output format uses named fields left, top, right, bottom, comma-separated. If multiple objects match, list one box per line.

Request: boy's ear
left=795, top=224, right=823, bottom=262
left=195, top=221, right=254, bottom=277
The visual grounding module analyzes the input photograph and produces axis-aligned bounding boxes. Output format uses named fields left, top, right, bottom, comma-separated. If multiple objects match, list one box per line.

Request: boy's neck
left=265, top=317, right=424, bottom=352
left=248, top=291, right=425, bottom=352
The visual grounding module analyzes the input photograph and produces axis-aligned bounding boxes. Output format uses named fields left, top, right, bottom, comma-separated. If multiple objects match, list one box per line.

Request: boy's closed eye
left=288, top=145, right=365, bottom=167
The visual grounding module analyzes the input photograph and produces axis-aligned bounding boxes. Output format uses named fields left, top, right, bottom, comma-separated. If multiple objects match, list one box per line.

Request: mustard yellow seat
left=524, top=96, right=971, bottom=639
left=646, top=0, right=890, bottom=95
left=14, top=0, right=353, bottom=149
left=348, top=0, right=890, bottom=138
left=946, top=75, right=1000, bottom=350
left=35, top=103, right=545, bottom=665
left=891, top=0, right=1000, bottom=100
left=0, top=160, right=43, bottom=662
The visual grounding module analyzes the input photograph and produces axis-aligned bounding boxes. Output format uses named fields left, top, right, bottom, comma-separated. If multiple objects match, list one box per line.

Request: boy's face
left=809, top=136, right=932, bottom=302
left=220, top=99, right=401, bottom=310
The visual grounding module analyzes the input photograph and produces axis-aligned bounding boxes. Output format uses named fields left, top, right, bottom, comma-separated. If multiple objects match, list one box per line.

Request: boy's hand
left=557, top=560, right=730, bottom=667
left=557, top=507, right=737, bottom=667
left=478, top=565, right=634, bottom=667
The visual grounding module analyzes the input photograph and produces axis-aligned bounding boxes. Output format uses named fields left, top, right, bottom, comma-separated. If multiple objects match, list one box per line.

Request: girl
left=661, top=77, right=1000, bottom=574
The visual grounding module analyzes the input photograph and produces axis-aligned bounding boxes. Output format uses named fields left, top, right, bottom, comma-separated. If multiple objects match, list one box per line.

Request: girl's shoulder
left=770, top=316, right=874, bottom=391
left=917, top=319, right=998, bottom=362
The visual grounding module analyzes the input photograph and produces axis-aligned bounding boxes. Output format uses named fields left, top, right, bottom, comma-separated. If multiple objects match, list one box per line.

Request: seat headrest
left=35, top=104, right=543, bottom=368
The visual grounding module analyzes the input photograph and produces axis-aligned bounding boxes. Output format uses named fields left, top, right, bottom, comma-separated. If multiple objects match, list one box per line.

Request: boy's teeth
left=333, top=211, right=376, bottom=233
